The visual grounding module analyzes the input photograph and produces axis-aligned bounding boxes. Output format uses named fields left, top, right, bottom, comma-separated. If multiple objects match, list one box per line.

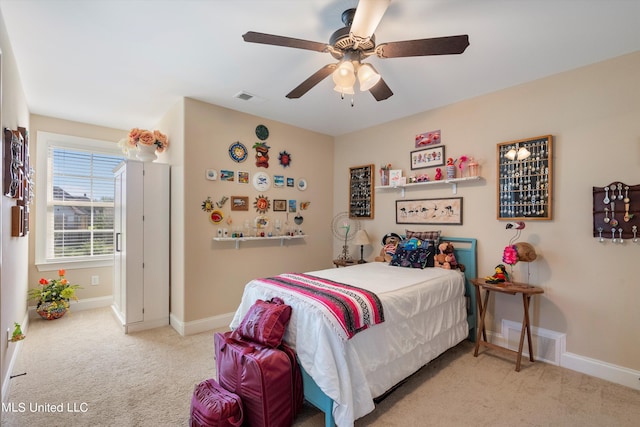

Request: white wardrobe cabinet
left=112, top=160, right=170, bottom=333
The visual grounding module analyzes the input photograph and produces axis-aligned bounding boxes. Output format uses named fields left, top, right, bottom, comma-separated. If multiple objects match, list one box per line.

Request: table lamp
left=352, top=230, right=371, bottom=264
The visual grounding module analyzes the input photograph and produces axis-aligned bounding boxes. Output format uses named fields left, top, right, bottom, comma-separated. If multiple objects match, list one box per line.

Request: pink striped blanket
left=255, top=273, right=384, bottom=340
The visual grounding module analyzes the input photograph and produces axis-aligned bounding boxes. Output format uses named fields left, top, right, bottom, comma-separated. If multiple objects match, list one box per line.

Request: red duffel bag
left=190, top=378, right=244, bottom=427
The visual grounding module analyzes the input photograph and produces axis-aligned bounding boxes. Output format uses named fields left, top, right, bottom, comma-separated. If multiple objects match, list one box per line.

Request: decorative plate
left=253, top=195, right=271, bottom=214
left=229, top=142, right=248, bottom=162
left=255, top=215, right=270, bottom=229
left=255, top=124, right=269, bottom=141
left=210, top=210, right=224, bottom=224
left=252, top=171, right=271, bottom=191
left=297, top=178, right=307, bottom=191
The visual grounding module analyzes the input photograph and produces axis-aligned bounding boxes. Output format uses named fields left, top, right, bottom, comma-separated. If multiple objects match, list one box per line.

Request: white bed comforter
left=230, top=263, right=467, bottom=427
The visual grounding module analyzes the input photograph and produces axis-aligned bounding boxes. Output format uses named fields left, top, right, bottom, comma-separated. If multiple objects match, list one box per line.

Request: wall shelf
left=375, top=176, right=482, bottom=197
left=213, top=234, right=306, bottom=249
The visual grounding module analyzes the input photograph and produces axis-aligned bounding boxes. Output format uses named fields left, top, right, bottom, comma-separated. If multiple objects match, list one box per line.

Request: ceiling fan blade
left=377, top=35, right=470, bottom=58
left=351, top=0, right=391, bottom=39
left=286, top=64, right=337, bottom=99
left=243, top=31, right=328, bottom=52
left=368, top=76, right=393, bottom=101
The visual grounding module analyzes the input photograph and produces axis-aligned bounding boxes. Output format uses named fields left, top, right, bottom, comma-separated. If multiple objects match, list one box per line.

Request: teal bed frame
left=301, top=237, right=477, bottom=427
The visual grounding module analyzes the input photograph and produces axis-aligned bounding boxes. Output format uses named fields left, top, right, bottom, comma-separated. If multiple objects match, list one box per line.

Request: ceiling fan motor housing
left=329, top=8, right=376, bottom=60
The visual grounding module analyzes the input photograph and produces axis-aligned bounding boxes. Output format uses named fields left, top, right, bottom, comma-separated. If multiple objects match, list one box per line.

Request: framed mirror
left=497, top=135, right=553, bottom=220
left=349, top=164, right=374, bottom=219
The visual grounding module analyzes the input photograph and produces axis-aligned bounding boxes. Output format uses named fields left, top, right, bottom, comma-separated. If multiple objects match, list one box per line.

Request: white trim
left=171, top=312, right=235, bottom=336
left=34, top=131, right=123, bottom=269
left=2, top=312, right=30, bottom=404
left=27, top=295, right=112, bottom=319
left=483, top=320, right=640, bottom=391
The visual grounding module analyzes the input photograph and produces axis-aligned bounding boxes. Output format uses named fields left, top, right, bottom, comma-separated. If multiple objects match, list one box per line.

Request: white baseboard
left=170, top=311, right=234, bottom=336
left=27, top=295, right=112, bottom=319
left=2, top=311, right=30, bottom=404
left=486, top=319, right=640, bottom=391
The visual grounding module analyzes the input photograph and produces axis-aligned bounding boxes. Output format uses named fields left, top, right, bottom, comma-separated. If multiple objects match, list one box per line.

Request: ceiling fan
left=242, top=0, right=469, bottom=103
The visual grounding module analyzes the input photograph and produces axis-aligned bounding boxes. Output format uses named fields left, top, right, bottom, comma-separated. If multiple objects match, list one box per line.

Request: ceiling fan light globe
left=357, top=64, right=381, bottom=91
left=332, top=61, right=356, bottom=87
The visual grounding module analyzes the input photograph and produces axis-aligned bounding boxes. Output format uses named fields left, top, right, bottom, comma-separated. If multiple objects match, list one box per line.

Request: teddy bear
left=375, top=232, right=402, bottom=262
left=434, top=242, right=452, bottom=269
left=434, top=241, right=465, bottom=271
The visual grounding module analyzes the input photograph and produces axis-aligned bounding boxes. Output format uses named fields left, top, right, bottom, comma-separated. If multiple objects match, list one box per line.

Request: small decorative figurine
left=484, top=264, right=510, bottom=283
left=10, top=322, right=25, bottom=342
left=434, top=168, right=443, bottom=181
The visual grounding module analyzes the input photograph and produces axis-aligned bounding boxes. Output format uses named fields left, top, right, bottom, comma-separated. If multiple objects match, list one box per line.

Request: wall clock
left=229, top=141, right=248, bottom=162
left=252, top=171, right=271, bottom=191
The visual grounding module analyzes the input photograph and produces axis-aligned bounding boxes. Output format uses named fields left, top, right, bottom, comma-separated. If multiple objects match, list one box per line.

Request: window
left=36, top=132, right=124, bottom=270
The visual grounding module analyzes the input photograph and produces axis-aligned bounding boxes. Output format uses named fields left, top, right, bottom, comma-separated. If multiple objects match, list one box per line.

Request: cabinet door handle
left=115, top=232, right=121, bottom=252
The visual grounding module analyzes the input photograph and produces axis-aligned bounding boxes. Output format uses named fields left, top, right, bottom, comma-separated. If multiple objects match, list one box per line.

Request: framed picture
left=237, top=171, right=249, bottom=184
left=288, top=199, right=297, bottom=212
left=396, top=197, right=463, bottom=225
left=273, top=175, right=285, bottom=188
left=220, top=170, right=235, bottom=181
left=231, top=196, right=249, bottom=211
left=273, top=199, right=287, bottom=212
left=414, top=129, right=441, bottom=147
left=410, top=146, right=445, bottom=170
left=286, top=177, right=295, bottom=187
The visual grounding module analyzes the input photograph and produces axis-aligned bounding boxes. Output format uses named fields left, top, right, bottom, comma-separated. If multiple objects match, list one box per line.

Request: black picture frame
left=396, top=197, right=463, bottom=225
left=410, top=146, right=445, bottom=170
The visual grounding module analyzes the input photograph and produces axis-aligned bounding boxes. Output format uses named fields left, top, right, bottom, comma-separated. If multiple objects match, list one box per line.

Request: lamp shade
left=352, top=229, right=371, bottom=246
left=357, top=63, right=381, bottom=91
left=332, top=61, right=356, bottom=88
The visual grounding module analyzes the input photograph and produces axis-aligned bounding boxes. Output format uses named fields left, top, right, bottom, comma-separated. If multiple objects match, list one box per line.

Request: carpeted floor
left=3, top=307, right=639, bottom=426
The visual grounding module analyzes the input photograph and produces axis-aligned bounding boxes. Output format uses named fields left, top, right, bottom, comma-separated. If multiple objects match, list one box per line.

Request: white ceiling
left=1, top=0, right=639, bottom=137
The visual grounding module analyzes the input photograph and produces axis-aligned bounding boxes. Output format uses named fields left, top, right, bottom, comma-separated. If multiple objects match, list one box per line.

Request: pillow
left=390, top=239, right=435, bottom=269
left=405, top=229, right=441, bottom=246
left=236, top=297, right=292, bottom=348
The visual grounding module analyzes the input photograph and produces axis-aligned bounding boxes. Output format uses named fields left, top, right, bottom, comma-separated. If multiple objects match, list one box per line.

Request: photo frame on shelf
left=410, top=146, right=445, bottom=170
left=273, top=199, right=287, bottom=212
left=231, top=196, right=249, bottom=211
left=497, top=135, right=553, bottom=220
left=396, top=197, right=463, bottom=225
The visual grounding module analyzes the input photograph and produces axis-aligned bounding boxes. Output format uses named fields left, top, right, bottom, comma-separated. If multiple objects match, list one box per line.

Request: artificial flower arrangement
left=119, top=128, right=169, bottom=155
left=28, top=269, right=82, bottom=320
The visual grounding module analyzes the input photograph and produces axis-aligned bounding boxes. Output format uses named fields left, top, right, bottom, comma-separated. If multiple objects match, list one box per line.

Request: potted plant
left=28, top=269, right=81, bottom=320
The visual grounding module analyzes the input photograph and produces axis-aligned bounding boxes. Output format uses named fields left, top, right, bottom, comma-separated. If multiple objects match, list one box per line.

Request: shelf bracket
left=452, top=182, right=458, bottom=195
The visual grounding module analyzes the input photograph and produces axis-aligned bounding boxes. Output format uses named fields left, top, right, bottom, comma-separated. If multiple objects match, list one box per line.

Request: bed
left=230, top=237, right=477, bottom=427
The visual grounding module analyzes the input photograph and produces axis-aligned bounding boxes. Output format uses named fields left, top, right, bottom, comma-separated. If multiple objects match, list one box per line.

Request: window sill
left=36, top=258, right=113, bottom=272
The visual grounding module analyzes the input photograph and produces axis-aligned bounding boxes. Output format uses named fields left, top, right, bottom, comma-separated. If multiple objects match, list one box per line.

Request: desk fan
left=331, top=212, right=361, bottom=260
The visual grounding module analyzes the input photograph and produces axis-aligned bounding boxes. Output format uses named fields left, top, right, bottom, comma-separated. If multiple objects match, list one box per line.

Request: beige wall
left=334, top=51, right=640, bottom=371
left=178, top=98, right=334, bottom=323
left=27, top=115, right=127, bottom=303
left=0, top=9, right=30, bottom=399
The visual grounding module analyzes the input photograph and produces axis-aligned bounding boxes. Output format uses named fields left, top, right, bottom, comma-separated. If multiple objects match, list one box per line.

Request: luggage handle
left=228, top=393, right=244, bottom=427
left=223, top=333, right=255, bottom=355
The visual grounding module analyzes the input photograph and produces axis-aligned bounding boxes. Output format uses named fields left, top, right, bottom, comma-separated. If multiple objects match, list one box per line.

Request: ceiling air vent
left=234, top=91, right=254, bottom=101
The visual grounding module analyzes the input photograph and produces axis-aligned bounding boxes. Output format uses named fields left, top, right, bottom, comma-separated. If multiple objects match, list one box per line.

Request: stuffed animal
left=434, top=241, right=466, bottom=271
left=484, top=264, right=509, bottom=283
left=434, top=242, right=451, bottom=269
left=375, top=232, right=402, bottom=262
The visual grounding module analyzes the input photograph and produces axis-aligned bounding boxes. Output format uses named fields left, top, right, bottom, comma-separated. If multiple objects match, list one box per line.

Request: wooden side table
left=471, top=278, right=544, bottom=372
left=333, top=259, right=359, bottom=268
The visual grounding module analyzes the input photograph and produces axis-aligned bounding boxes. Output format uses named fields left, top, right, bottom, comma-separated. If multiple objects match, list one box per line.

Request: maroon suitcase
left=214, top=331, right=303, bottom=427
left=190, top=378, right=244, bottom=427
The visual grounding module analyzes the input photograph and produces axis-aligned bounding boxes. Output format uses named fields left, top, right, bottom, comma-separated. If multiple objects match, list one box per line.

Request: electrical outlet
left=91, top=275, right=99, bottom=286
